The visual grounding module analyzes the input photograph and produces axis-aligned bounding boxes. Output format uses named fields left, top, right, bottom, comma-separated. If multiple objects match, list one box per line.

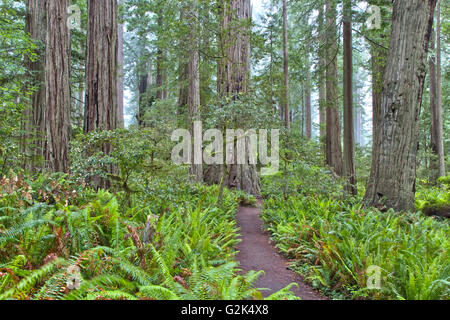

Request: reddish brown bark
left=26, top=0, right=71, bottom=173
left=364, top=0, right=438, bottom=211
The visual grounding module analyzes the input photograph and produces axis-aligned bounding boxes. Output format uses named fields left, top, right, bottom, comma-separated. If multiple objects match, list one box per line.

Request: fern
left=0, top=258, right=66, bottom=300
left=85, top=290, right=137, bottom=300
left=63, top=274, right=136, bottom=300
left=138, top=285, right=179, bottom=300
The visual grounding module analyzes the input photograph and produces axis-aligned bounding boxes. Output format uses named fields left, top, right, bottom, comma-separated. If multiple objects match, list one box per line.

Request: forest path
left=236, top=203, right=326, bottom=300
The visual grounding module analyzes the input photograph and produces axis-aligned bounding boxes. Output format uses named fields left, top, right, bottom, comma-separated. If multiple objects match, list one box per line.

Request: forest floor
left=236, top=202, right=326, bottom=300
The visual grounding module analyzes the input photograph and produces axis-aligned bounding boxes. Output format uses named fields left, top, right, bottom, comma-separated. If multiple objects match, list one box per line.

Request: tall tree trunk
left=343, top=0, right=356, bottom=194
left=45, top=0, right=71, bottom=172
left=177, top=62, right=189, bottom=115
left=26, top=0, right=71, bottom=173
left=77, top=84, right=84, bottom=128
left=318, top=4, right=326, bottom=148
left=325, top=0, right=343, bottom=176
left=364, top=0, right=437, bottom=212
left=269, top=25, right=276, bottom=114
left=367, top=1, right=390, bottom=180
left=206, top=0, right=260, bottom=196
left=282, top=0, right=290, bottom=129
left=156, top=9, right=165, bottom=100
left=187, top=0, right=203, bottom=183
left=25, top=0, right=46, bottom=171
left=85, top=0, right=118, bottom=132
left=117, top=20, right=125, bottom=128
left=354, top=98, right=362, bottom=145
left=163, top=53, right=169, bottom=99
left=305, top=77, right=312, bottom=140
left=370, top=44, right=387, bottom=161
left=84, top=0, right=118, bottom=188
left=319, top=80, right=326, bottom=142
left=138, top=68, right=149, bottom=127
left=429, top=1, right=445, bottom=182
left=156, top=52, right=164, bottom=100
left=156, top=7, right=169, bottom=101
left=178, top=8, right=189, bottom=116
left=136, top=36, right=152, bottom=128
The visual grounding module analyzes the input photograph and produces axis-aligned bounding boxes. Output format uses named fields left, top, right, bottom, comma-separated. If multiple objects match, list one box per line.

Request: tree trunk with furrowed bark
left=25, top=0, right=71, bottom=173
left=186, top=1, right=203, bottom=183
left=84, top=0, right=119, bottom=188
left=205, top=0, right=260, bottom=196
left=325, top=0, right=343, bottom=176
left=84, top=0, right=118, bottom=133
left=364, top=0, right=438, bottom=212
left=343, top=0, right=356, bottom=195
left=429, top=1, right=445, bottom=183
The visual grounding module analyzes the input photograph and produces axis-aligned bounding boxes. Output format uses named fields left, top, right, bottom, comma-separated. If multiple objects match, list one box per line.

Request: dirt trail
left=236, top=204, right=326, bottom=300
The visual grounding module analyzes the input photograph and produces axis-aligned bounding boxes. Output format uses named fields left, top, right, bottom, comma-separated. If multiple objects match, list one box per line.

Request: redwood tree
left=206, top=0, right=260, bottom=196
left=343, top=0, right=356, bottom=194
left=282, top=0, right=290, bottom=129
left=429, top=1, right=445, bottom=182
left=84, top=0, right=119, bottom=132
left=364, top=0, right=438, bottom=211
left=187, top=0, right=203, bottom=183
left=325, top=0, right=343, bottom=176
left=26, top=0, right=71, bottom=173
left=84, top=0, right=119, bottom=189
left=117, top=19, right=125, bottom=128
left=317, top=4, right=326, bottom=147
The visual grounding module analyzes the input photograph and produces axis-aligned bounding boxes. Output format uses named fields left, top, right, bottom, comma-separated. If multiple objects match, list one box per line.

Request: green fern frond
left=138, top=285, right=179, bottom=300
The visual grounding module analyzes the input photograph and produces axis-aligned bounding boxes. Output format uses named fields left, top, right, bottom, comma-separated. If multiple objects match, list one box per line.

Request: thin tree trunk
left=305, top=85, right=312, bottom=139
left=318, top=4, right=326, bottom=148
left=187, top=0, right=203, bottom=182
left=364, top=0, right=437, bottom=212
left=156, top=9, right=165, bottom=100
left=138, top=69, right=149, bottom=127
left=354, top=100, right=362, bottom=145
left=78, top=85, right=84, bottom=128
left=117, top=20, right=125, bottom=128
left=343, top=0, right=356, bottom=194
left=325, top=0, right=343, bottom=176
left=282, top=0, right=290, bottom=129
left=319, top=82, right=326, bottom=142
left=25, top=0, right=46, bottom=171
left=177, top=62, right=189, bottom=115
left=429, top=1, right=445, bottom=182
left=436, top=1, right=445, bottom=179
left=269, top=25, right=275, bottom=114
left=178, top=8, right=189, bottom=117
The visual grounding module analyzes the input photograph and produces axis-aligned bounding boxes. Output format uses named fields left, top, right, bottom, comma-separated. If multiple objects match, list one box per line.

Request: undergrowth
left=0, top=171, right=295, bottom=300
left=261, top=153, right=450, bottom=300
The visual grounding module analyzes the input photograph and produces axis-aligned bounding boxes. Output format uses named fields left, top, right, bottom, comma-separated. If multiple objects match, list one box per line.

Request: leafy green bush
left=70, top=128, right=172, bottom=188
left=438, top=176, right=450, bottom=188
